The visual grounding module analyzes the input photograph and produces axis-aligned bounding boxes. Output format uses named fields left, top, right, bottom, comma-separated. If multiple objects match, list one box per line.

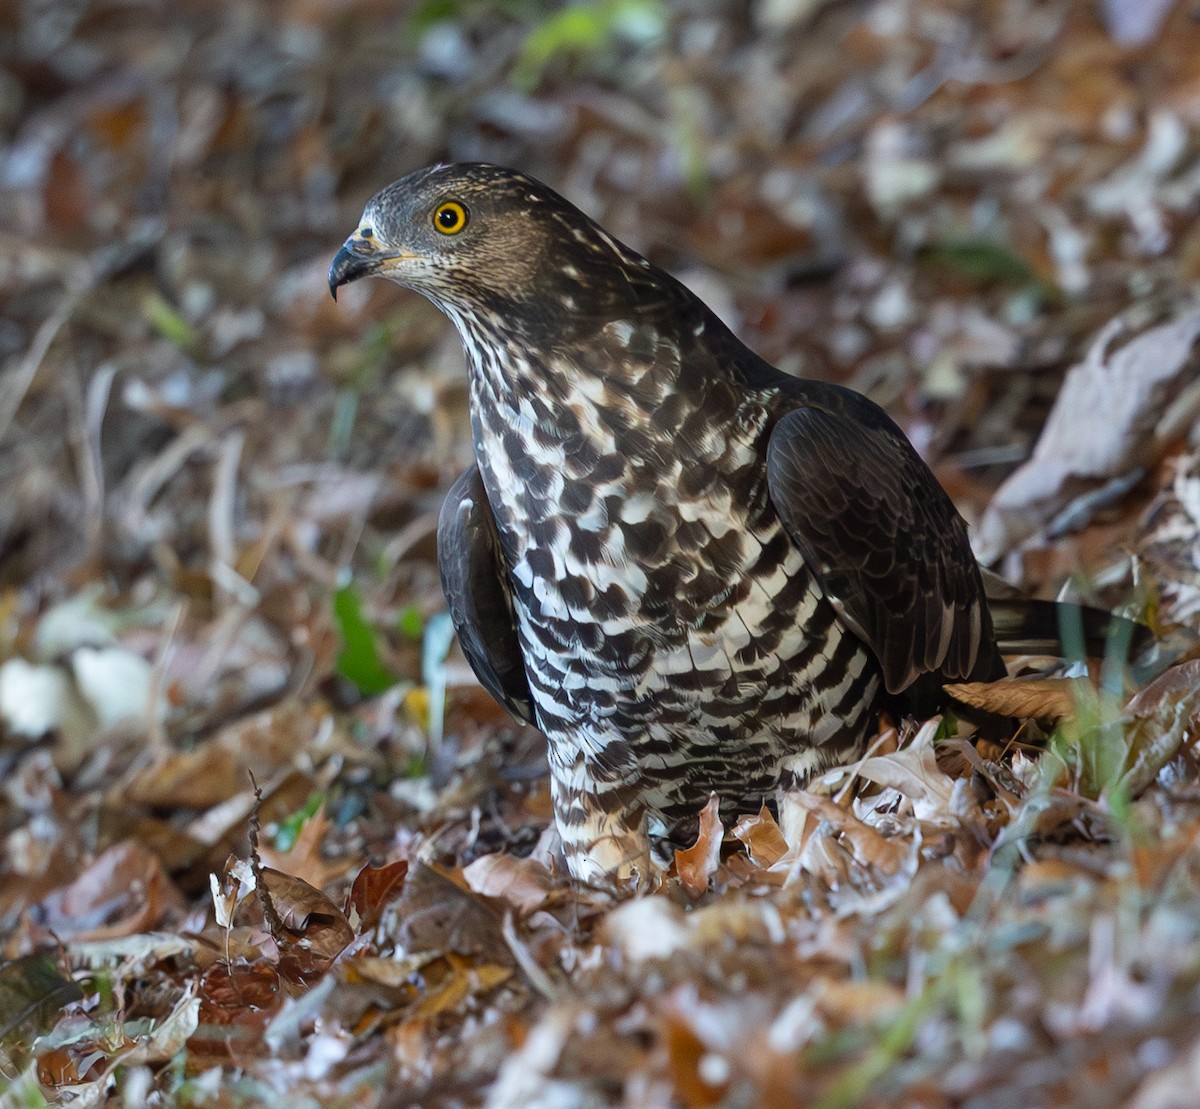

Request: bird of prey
left=329, top=163, right=1128, bottom=882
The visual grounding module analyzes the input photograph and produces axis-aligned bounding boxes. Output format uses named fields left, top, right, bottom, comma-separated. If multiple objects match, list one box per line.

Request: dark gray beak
left=328, top=240, right=376, bottom=300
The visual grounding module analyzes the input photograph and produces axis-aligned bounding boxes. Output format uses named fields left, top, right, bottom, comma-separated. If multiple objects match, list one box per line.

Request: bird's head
left=329, top=163, right=660, bottom=331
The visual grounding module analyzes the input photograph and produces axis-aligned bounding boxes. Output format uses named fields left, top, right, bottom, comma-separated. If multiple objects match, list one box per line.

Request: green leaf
left=921, top=238, right=1038, bottom=284
left=333, top=575, right=396, bottom=696
left=512, top=0, right=666, bottom=90
left=274, top=792, right=324, bottom=853
left=143, top=292, right=199, bottom=351
left=0, top=953, right=83, bottom=1042
left=397, top=603, right=426, bottom=643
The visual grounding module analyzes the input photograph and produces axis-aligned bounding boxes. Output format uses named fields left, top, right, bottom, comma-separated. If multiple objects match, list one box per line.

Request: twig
left=0, top=280, right=88, bottom=445
left=501, top=911, right=559, bottom=1001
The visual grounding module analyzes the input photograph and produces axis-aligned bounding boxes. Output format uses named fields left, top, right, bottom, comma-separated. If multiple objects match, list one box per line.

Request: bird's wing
left=766, top=402, right=1003, bottom=694
left=437, top=465, right=535, bottom=724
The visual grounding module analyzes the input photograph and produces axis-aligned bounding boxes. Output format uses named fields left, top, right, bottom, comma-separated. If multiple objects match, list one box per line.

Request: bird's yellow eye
left=433, top=200, right=469, bottom=235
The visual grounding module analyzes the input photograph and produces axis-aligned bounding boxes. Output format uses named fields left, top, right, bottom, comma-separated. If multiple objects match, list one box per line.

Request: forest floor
left=3, top=1, right=1200, bottom=1105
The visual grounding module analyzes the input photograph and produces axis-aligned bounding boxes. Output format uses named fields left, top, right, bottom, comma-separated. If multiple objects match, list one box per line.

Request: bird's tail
left=982, top=569, right=1152, bottom=661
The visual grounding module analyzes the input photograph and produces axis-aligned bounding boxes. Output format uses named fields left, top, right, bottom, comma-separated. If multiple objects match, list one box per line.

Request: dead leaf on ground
left=1118, top=659, right=1200, bottom=795
left=389, top=862, right=512, bottom=963
left=851, top=718, right=957, bottom=820
left=976, top=307, right=1200, bottom=562
left=410, top=952, right=513, bottom=1019
left=462, top=852, right=555, bottom=916
left=788, top=793, right=912, bottom=879
left=731, top=807, right=789, bottom=869
left=945, top=676, right=1087, bottom=723
left=256, top=808, right=353, bottom=892
left=255, top=866, right=354, bottom=981
left=346, top=857, right=410, bottom=932
left=674, top=793, right=724, bottom=897
left=121, top=703, right=323, bottom=809
left=34, top=840, right=184, bottom=943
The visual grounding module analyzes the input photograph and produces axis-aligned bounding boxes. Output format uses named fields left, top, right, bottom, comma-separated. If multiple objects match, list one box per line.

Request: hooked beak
left=328, top=235, right=377, bottom=300
left=328, top=233, right=416, bottom=300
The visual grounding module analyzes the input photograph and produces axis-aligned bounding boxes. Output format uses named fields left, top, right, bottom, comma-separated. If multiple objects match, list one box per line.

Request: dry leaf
left=1118, top=660, right=1200, bottom=795
left=257, top=809, right=351, bottom=892
left=945, top=677, right=1087, bottom=722
left=674, top=793, right=724, bottom=897
left=462, top=853, right=555, bottom=916
left=789, top=794, right=911, bottom=878
left=256, top=867, right=354, bottom=979
left=120, top=984, right=200, bottom=1067
left=1125, top=659, right=1200, bottom=720
left=390, top=862, right=511, bottom=963
left=123, top=704, right=319, bottom=809
left=851, top=719, right=957, bottom=820
left=35, top=841, right=183, bottom=943
left=976, top=308, right=1200, bottom=561
left=730, top=807, right=789, bottom=868
left=346, top=858, right=409, bottom=932
left=411, top=954, right=513, bottom=1019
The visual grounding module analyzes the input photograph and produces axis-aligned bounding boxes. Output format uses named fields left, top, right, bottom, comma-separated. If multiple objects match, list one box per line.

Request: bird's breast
left=467, top=356, right=786, bottom=647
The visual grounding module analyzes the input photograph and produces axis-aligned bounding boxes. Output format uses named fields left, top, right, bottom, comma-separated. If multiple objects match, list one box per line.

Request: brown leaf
left=663, top=1010, right=730, bottom=1108
left=976, top=308, right=1200, bottom=560
left=256, top=867, right=354, bottom=981
left=410, top=954, right=512, bottom=1019
left=674, top=793, right=724, bottom=897
left=1118, top=659, right=1200, bottom=795
left=730, top=807, right=788, bottom=868
left=790, top=794, right=911, bottom=878
left=256, top=808, right=351, bottom=892
left=462, top=852, right=555, bottom=916
left=389, top=862, right=512, bottom=963
left=346, top=858, right=409, bottom=933
left=197, top=961, right=281, bottom=1030
left=1125, top=659, right=1200, bottom=719
left=35, top=841, right=183, bottom=943
left=945, top=677, right=1088, bottom=722
left=122, top=703, right=320, bottom=809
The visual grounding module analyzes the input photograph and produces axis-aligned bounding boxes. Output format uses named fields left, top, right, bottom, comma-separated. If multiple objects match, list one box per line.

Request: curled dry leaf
left=389, top=862, right=512, bottom=963
left=976, top=307, right=1200, bottom=562
left=119, top=983, right=201, bottom=1068
left=346, top=858, right=409, bottom=932
left=730, top=806, right=789, bottom=868
left=945, top=677, right=1087, bottom=723
left=1118, top=659, right=1200, bottom=796
left=674, top=793, right=724, bottom=897
left=1125, top=658, right=1200, bottom=720
left=789, top=793, right=911, bottom=878
left=35, top=841, right=183, bottom=943
left=256, top=867, right=354, bottom=979
left=462, top=852, right=555, bottom=916
left=851, top=717, right=956, bottom=821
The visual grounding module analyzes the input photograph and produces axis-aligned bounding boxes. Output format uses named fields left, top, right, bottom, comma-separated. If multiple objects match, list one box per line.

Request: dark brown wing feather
left=766, top=401, right=1005, bottom=694
left=437, top=465, right=535, bottom=724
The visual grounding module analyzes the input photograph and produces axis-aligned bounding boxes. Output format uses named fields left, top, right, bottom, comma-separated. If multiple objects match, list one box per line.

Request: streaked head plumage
left=329, top=163, right=649, bottom=321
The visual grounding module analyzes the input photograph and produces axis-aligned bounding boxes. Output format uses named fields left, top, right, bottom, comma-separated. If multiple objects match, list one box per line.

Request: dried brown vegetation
left=3, top=1, right=1200, bottom=1105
